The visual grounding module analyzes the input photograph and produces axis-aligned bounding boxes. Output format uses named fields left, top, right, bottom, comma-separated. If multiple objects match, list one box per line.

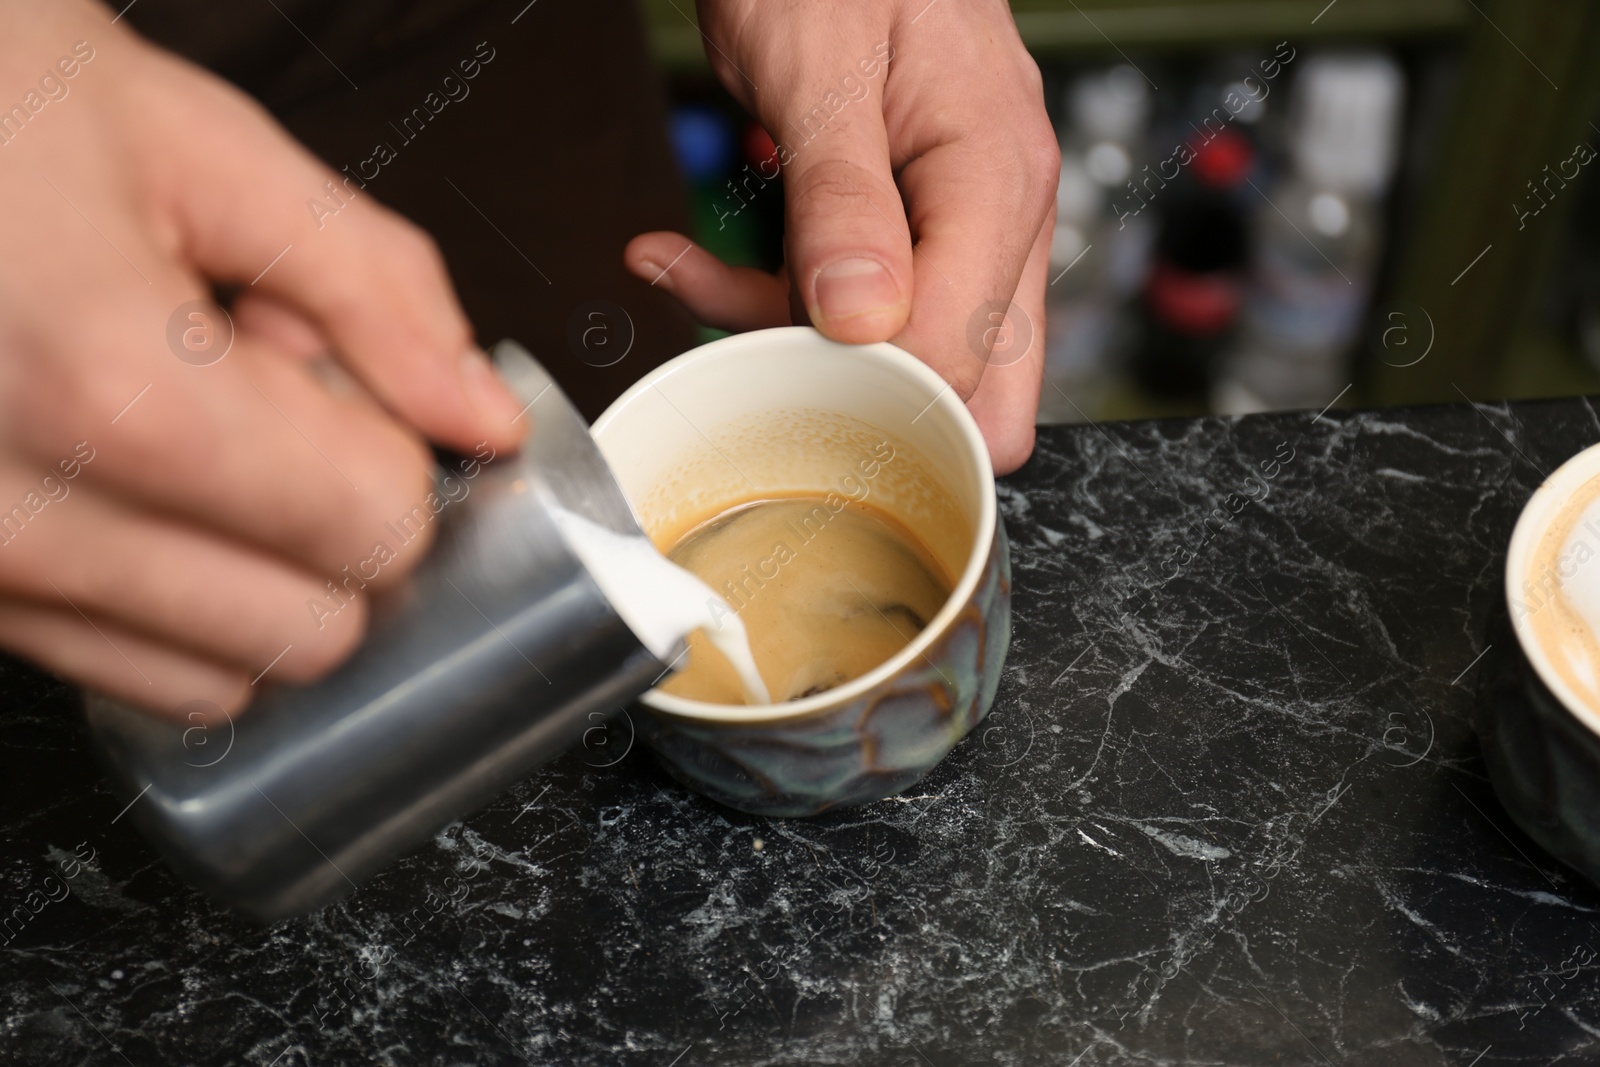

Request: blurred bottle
left=1213, top=53, right=1404, bottom=413
left=668, top=104, right=760, bottom=269
left=1131, top=125, right=1255, bottom=398
left=1040, top=65, right=1153, bottom=422
left=737, top=120, right=787, bottom=272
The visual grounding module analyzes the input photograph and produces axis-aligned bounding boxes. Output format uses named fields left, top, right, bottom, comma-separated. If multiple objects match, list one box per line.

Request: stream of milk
left=549, top=506, right=771, bottom=705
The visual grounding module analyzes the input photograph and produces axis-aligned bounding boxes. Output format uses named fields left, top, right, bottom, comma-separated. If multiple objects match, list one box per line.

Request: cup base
left=1478, top=639, right=1600, bottom=889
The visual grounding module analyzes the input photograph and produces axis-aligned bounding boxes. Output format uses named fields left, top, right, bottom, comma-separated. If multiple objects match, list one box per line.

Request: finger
left=13, top=306, right=442, bottom=587
left=0, top=107, right=446, bottom=585
left=232, top=291, right=329, bottom=363
left=234, top=294, right=385, bottom=408
left=966, top=209, right=1053, bottom=474
left=890, top=115, right=1060, bottom=401
left=172, top=337, right=443, bottom=585
left=764, top=76, right=912, bottom=342
left=0, top=151, right=445, bottom=586
left=124, top=49, right=526, bottom=454
left=0, top=601, right=250, bottom=718
left=624, top=232, right=790, bottom=332
left=0, top=475, right=369, bottom=685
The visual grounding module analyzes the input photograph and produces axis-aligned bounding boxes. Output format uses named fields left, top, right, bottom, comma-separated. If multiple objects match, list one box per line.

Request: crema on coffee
left=1522, top=472, right=1600, bottom=713
left=658, top=494, right=953, bottom=705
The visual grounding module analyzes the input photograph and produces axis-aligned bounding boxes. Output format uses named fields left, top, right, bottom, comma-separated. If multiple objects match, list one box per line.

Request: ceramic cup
left=1489, top=440, right=1600, bottom=887
left=590, top=326, right=1011, bottom=817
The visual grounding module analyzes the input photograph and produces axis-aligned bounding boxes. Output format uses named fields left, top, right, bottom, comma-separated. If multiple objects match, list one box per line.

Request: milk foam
left=1524, top=475, right=1600, bottom=715
left=1557, top=498, right=1600, bottom=693
left=548, top=506, right=771, bottom=705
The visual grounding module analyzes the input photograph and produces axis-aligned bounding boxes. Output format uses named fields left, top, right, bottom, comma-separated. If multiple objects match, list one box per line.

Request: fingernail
left=813, top=257, right=901, bottom=322
left=460, top=348, right=526, bottom=427
left=639, top=259, right=672, bottom=289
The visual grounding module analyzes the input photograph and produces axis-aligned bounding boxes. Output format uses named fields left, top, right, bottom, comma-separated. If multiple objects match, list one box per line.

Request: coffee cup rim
left=591, top=326, right=997, bottom=724
left=1506, top=439, right=1600, bottom=738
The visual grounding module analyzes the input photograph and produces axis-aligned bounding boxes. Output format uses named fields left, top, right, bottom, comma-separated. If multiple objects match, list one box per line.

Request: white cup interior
left=590, top=327, right=995, bottom=722
left=1506, top=440, right=1600, bottom=737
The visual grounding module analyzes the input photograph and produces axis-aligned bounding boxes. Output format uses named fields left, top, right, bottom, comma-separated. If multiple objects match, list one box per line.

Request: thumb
left=130, top=55, right=526, bottom=454
left=778, top=107, right=912, bottom=343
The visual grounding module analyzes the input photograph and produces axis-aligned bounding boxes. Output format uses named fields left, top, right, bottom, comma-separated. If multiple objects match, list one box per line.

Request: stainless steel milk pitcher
left=84, top=342, right=677, bottom=922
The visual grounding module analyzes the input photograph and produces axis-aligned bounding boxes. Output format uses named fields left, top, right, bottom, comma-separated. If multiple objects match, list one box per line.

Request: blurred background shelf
left=645, top=0, right=1474, bottom=69
left=1007, top=0, right=1469, bottom=47
left=643, top=0, right=1600, bottom=423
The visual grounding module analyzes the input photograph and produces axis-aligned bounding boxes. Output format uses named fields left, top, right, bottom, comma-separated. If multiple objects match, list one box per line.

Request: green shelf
left=643, top=0, right=1471, bottom=72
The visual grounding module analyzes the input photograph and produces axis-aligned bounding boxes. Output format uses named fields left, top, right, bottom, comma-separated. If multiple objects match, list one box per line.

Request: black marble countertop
left=6, top=398, right=1600, bottom=1066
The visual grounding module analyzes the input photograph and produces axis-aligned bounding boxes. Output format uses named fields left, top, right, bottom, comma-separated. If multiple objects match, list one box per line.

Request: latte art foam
left=1522, top=472, right=1600, bottom=713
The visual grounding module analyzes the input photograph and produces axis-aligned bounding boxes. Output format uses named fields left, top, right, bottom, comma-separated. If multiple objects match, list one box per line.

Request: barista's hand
left=625, top=0, right=1057, bottom=474
left=0, top=1, right=525, bottom=717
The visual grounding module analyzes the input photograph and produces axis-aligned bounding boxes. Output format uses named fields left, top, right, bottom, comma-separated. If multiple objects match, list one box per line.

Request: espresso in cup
left=1520, top=471, right=1600, bottom=715
left=658, top=493, right=953, bottom=705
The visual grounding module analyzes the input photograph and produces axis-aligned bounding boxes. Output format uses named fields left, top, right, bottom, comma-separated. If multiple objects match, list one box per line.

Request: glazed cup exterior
left=590, top=327, right=1011, bottom=817
left=1493, top=441, right=1600, bottom=887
